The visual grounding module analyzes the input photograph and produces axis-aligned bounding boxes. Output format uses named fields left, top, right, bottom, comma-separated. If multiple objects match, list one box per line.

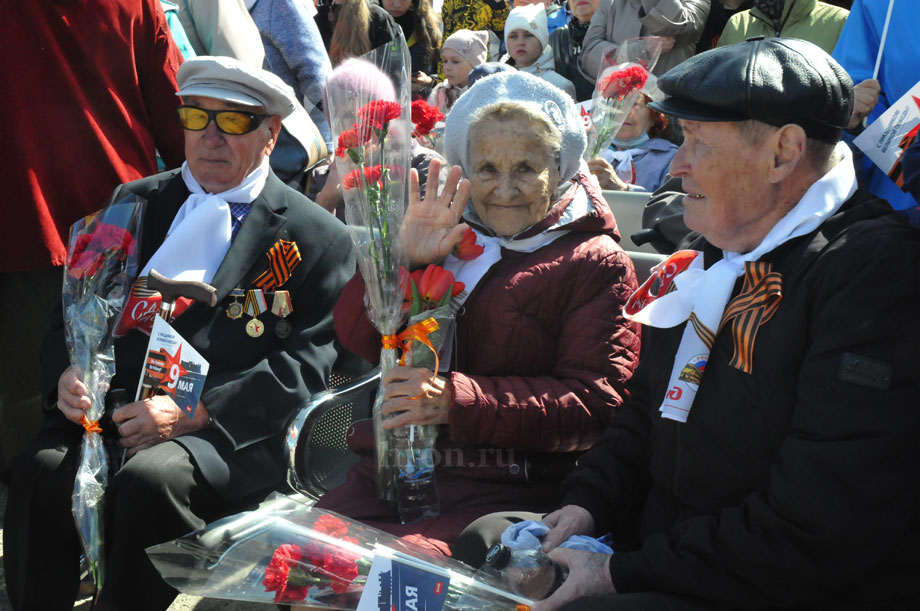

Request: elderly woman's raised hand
left=380, top=365, right=450, bottom=429
left=403, top=158, right=471, bottom=268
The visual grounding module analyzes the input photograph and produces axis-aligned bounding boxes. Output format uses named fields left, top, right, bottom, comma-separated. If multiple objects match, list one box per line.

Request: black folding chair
left=285, top=366, right=381, bottom=500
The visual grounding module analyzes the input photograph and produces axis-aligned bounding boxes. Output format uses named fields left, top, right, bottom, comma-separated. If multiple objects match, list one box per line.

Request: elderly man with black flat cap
left=456, top=37, right=920, bottom=611
left=3, top=57, right=355, bottom=611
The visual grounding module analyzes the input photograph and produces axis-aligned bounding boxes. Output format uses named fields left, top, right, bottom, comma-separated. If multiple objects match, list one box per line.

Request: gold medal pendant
left=226, top=288, right=245, bottom=320
left=226, top=302, right=243, bottom=320
left=246, top=318, right=265, bottom=337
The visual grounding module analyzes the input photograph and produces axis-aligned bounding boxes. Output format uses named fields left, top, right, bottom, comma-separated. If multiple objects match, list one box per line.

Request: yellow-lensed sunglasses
left=176, top=105, right=269, bottom=135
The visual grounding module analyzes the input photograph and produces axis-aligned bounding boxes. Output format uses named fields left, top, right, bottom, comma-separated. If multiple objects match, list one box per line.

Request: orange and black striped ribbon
left=719, top=261, right=783, bottom=374
left=253, top=240, right=302, bottom=290
left=689, top=312, right=716, bottom=351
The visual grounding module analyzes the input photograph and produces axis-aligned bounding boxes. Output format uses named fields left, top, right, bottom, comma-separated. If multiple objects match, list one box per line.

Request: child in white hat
left=502, top=4, right=576, bottom=99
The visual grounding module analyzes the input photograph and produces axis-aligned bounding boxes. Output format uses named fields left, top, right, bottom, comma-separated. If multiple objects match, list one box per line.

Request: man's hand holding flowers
left=57, top=364, right=210, bottom=458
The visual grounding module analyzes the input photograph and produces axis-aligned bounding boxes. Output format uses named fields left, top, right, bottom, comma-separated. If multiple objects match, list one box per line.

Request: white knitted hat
left=445, top=70, right=586, bottom=182
left=503, top=4, right=549, bottom=50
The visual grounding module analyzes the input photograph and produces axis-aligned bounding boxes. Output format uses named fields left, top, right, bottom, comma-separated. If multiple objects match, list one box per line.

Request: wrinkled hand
left=380, top=366, right=450, bottom=429
left=529, top=548, right=615, bottom=611
left=849, top=78, right=881, bottom=129
left=402, top=158, right=471, bottom=268
left=587, top=158, right=629, bottom=191
left=653, top=36, right=676, bottom=55
left=541, top=505, right=596, bottom=552
left=113, top=395, right=210, bottom=457
left=57, top=365, right=92, bottom=425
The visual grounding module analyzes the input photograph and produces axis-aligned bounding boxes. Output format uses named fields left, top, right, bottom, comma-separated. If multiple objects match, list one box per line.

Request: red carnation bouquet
left=62, top=195, right=145, bottom=593
left=262, top=514, right=367, bottom=603
left=584, top=37, right=663, bottom=161
left=146, top=497, right=536, bottom=610
left=325, top=37, right=418, bottom=507
left=410, top=98, right=445, bottom=152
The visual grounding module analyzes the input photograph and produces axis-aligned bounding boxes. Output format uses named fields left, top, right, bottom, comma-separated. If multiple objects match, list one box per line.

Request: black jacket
left=41, top=170, right=355, bottom=500
left=562, top=190, right=920, bottom=609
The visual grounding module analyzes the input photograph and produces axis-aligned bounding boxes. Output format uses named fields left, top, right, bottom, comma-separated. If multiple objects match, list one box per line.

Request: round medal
left=246, top=318, right=265, bottom=338
left=226, top=302, right=243, bottom=320
left=275, top=318, right=292, bottom=339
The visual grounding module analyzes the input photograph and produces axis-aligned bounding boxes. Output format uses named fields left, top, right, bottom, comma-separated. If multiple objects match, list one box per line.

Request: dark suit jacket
left=42, top=169, right=355, bottom=500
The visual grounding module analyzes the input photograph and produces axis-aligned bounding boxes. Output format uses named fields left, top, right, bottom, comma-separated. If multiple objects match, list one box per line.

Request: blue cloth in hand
left=500, top=520, right=613, bottom=554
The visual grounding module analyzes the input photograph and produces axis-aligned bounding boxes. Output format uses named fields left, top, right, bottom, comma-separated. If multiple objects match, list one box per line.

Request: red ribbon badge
left=624, top=250, right=700, bottom=317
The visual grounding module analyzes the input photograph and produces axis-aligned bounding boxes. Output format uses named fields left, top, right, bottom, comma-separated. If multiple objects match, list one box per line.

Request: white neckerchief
left=625, top=142, right=856, bottom=422
left=437, top=180, right=593, bottom=370
left=140, top=158, right=270, bottom=283
left=604, top=134, right=649, bottom=182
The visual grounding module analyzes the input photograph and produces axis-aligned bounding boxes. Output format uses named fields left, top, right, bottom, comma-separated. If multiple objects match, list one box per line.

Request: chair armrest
left=285, top=367, right=382, bottom=499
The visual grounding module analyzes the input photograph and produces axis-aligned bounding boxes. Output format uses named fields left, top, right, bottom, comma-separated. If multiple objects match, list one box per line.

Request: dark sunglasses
left=176, top=105, right=269, bottom=135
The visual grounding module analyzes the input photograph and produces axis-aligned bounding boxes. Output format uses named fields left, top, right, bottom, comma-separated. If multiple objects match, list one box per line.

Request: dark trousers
left=3, top=415, right=262, bottom=611
left=0, top=267, right=62, bottom=481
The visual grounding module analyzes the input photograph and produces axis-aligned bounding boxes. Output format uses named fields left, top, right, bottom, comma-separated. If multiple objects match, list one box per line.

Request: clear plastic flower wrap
left=146, top=493, right=533, bottom=610
left=326, top=35, right=414, bottom=504
left=583, top=37, right=663, bottom=161
left=63, top=195, right=145, bottom=592
left=383, top=263, right=467, bottom=523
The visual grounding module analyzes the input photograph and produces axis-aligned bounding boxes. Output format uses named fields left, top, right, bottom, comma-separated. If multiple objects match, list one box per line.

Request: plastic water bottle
left=484, top=544, right=567, bottom=601
left=390, top=423, right=440, bottom=523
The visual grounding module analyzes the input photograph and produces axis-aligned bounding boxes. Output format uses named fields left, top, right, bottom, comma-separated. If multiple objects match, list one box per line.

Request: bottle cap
left=485, top=544, right=511, bottom=569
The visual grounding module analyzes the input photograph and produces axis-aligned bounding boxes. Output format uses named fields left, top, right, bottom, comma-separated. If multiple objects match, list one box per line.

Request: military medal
left=242, top=289, right=268, bottom=338
left=225, top=288, right=245, bottom=320
left=271, top=290, right=294, bottom=339
left=246, top=318, right=265, bottom=338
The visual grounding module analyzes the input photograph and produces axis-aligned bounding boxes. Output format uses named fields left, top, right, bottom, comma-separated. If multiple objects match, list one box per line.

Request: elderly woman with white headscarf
left=317, top=71, right=640, bottom=556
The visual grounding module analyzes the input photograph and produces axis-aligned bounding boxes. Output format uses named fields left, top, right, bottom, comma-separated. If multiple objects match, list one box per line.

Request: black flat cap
left=649, top=37, right=853, bottom=143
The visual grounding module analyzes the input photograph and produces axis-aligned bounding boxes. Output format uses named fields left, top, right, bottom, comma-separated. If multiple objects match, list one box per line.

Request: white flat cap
left=176, top=56, right=298, bottom=119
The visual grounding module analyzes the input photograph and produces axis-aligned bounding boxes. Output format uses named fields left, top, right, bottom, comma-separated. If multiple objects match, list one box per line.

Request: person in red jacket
left=317, top=70, right=641, bottom=555
left=0, top=0, right=186, bottom=478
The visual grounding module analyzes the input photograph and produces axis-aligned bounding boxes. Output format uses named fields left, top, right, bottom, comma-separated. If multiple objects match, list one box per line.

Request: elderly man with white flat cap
left=4, top=57, right=355, bottom=610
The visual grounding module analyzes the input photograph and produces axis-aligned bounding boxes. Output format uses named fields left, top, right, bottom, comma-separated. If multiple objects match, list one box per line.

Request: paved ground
left=0, top=482, right=276, bottom=611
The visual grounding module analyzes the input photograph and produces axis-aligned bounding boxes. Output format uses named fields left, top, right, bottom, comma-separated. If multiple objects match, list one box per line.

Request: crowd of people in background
left=3, top=0, right=920, bottom=609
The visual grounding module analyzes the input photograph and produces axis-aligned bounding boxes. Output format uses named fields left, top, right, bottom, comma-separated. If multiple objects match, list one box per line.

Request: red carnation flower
left=599, top=65, right=649, bottom=101
left=335, top=128, right=361, bottom=158
left=313, top=514, right=350, bottom=538
left=357, top=100, right=402, bottom=127
left=263, top=543, right=311, bottom=603
left=342, top=165, right=383, bottom=190
left=67, top=223, right=136, bottom=279
left=323, top=536, right=361, bottom=594
left=411, top=99, right=444, bottom=136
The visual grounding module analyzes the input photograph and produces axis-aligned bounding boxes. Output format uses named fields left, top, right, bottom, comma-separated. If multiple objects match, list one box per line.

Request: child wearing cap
left=502, top=4, right=576, bottom=99
left=427, top=29, right=491, bottom=114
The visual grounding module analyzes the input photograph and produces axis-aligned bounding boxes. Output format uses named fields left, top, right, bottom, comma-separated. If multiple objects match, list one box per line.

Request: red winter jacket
left=336, top=174, right=641, bottom=484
